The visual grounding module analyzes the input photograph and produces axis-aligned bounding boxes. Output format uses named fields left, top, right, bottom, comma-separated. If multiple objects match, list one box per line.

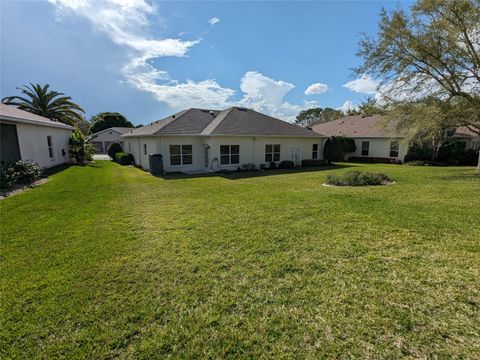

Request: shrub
left=107, top=142, right=123, bottom=159
left=325, top=170, right=393, bottom=186
left=269, top=161, right=277, bottom=169
left=0, top=160, right=43, bottom=189
left=278, top=160, right=294, bottom=169
left=348, top=156, right=396, bottom=164
left=70, top=130, right=95, bottom=164
left=302, top=159, right=328, bottom=167
left=241, top=163, right=256, bottom=171
left=115, top=152, right=134, bottom=165
left=324, top=136, right=356, bottom=163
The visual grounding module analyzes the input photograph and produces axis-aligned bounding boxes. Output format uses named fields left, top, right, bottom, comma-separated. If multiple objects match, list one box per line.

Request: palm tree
left=2, top=83, right=85, bottom=127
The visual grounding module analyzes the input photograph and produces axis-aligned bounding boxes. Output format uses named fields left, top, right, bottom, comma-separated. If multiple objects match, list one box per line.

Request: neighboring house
left=87, top=127, right=133, bottom=154
left=312, top=115, right=409, bottom=162
left=451, top=126, right=480, bottom=150
left=0, top=104, right=74, bottom=168
left=122, top=107, right=325, bottom=173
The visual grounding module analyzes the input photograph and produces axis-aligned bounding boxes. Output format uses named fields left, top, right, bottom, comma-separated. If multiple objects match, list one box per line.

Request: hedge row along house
left=122, top=107, right=326, bottom=173
left=0, top=104, right=74, bottom=168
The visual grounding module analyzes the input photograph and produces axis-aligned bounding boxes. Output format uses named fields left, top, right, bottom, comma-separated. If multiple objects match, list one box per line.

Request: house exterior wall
left=345, top=137, right=408, bottom=162
left=123, top=135, right=324, bottom=173
left=1, top=120, right=72, bottom=168
left=89, top=130, right=125, bottom=153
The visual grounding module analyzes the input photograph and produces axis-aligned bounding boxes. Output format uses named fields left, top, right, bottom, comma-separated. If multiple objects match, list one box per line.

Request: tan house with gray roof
left=312, top=115, right=409, bottom=162
left=122, top=107, right=326, bottom=173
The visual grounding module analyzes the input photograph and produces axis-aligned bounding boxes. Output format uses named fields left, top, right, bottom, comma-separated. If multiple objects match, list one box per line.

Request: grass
left=1, top=161, right=479, bottom=358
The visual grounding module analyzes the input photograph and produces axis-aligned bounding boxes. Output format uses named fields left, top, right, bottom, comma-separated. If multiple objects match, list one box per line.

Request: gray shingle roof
left=312, top=115, right=405, bottom=138
left=0, top=104, right=75, bottom=130
left=124, top=107, right=323, bottom=138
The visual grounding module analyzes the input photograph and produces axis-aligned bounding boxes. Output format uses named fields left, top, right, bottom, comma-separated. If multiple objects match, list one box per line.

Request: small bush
left=115, top=152, right=134, bottom=165
left=269, top=161, right=277, bottom=169
left=107, top=142, right=123, bottom=159
left=278, top=160, right=294, bottom=169
left=302, top=159, right=328, bottom=167
left=0, top=160, right=43, bottom=189
left=325, top=170, right=393, bottom=186
left=241, top=163, right=256, bottom=171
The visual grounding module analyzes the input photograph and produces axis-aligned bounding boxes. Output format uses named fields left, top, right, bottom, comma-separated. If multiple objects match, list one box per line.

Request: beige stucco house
left=312, top=115, right=409, bottom=162
left=87, top=127, right=133, bottom=154
left=122, top=107, right=326, bottom=173
left=0, top=104, right=74, bottom=168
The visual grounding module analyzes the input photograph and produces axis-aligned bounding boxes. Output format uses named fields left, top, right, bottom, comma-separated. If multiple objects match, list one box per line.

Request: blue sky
left=1, top=0, right=410, bottom=125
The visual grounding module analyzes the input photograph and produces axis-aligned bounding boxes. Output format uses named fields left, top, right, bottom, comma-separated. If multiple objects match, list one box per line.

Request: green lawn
left=1, top=162, right=479, bottom=358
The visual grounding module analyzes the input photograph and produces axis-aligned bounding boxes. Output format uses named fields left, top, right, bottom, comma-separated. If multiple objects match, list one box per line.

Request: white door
left=291, top=146, right=301, bottom=165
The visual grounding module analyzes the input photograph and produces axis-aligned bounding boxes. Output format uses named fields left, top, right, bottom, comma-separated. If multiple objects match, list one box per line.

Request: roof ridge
left=200, top=107, right=234, bottom=135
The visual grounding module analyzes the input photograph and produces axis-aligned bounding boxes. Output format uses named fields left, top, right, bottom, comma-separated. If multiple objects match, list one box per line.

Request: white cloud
left=304, top=82, right=329, bottom=95
left=48, top=1, right=314, bottom=121
left=343, top=75, right=379, bottom=94
left=49, top=0, right=234, bottom=110
left=208, top=17, right=220, bottom=25
left=337, top=100, right=358, bottom=113
left=237, top=71, right=314, bottom=122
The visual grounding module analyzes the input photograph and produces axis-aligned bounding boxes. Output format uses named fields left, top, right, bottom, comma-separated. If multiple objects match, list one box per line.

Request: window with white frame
left=170, top=145, right=193, bottom=165
left=220, top=145, right=240, bottom=165
left=265, top=144, right=280, bottom=162
left=47, top=136, right=54, bottom=159
left=312, top=144, right=319, bottom=159
left=389, top=141, right=399, bottom=157
left=361, top=141, right=370, bottom=156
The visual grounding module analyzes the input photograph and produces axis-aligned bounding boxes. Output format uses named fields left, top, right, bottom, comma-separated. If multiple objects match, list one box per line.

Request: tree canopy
left=2, top=83, right=85, bottom=127
left=295, top=107, right=343, bottom=126
left=89, top=112, right=134, bottom=134
left=356, top=0, right=480, bottom=170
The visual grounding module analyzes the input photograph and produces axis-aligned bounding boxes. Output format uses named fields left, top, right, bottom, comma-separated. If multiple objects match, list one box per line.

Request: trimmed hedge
left=348, top=156, right=400, bottom=164
left=115, top=152, right=134, bottom=165
left=278, top=160, right=295, bottom=169
left=325, top=170, right=393, bottom=186
left=302, top=159, right=328, bottom=167
left=107, top=142, right=123, bottom=159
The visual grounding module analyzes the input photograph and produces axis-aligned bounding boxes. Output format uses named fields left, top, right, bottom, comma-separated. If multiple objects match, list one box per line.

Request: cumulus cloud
left=343, top=75, right=379, bottom=95
left=304, top=82, right=329, bottom=95
left=237, top=71, right=314, bottom=122
left=49, top=0, right=235, bottom=110
left=208, top=17, right=220, bottom=25
left=337, top=100, right=358, bottom=114
left=48, top=1, right=314, bottom=121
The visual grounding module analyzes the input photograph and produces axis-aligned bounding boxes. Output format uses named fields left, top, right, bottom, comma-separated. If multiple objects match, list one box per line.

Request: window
left=361, top=141, right=370, bottom=156
left=143, top=144, right=147, bottom=155
left=47, top=136, right=54, bottom=159
left=312, top=144, right=319, bottom=159
left=265, top=144, right=280, bottom=162
left=170, top=145, right=193, bottom=165
left=389, top=141, right=399, bottom=157
left=128, top=142, right=131, bottom=152
left=220, top=145, right=240, bottom=165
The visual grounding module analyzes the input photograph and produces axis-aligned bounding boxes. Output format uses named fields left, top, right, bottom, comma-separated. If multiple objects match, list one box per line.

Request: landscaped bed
left=1, top=162, right=479, bottom=358
left=324, top=170, right=394, bottom=186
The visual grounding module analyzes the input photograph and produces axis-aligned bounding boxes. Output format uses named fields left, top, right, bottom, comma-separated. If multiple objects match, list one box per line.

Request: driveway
left=93, top=154, right=111, bottom=161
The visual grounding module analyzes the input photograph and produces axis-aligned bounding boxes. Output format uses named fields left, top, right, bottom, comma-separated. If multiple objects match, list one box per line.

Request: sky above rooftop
left=0, top=0, right=411, bottom=125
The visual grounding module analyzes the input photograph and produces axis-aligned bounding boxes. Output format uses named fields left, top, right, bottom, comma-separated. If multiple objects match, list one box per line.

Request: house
left=122, top=107, right=325, bottom=173
left=87, top=127, right=133, bottom=154
left=451, top=126, right=480, bottom=151
left=0, top=104, right=74, bottom=168
left=312, top=115, right=408, bottom=162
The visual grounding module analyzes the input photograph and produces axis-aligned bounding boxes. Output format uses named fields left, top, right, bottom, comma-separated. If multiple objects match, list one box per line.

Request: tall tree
left=356, top=0, right=480, bottom=171
left=89, top=112, right=134, bottom=134
left=2, top=83, right=85, bottom=127
left=358, top=97, right=386, bottom=116
left=295, top=107, right=343, bottom=126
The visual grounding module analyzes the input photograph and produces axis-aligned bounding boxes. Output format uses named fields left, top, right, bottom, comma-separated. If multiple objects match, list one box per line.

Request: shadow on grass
left=44, top=164, right=71, bottom=176
left=432, top=168, right=480, bottom=181
left=159, top=164, right=356, bottom=181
